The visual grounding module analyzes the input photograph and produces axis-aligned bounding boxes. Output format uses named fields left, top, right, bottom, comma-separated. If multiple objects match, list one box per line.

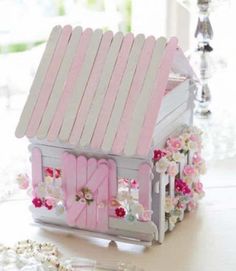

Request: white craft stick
left=37, top=26, right=82, bottom=139
left=101, top=34, right=145, bottom=152
left=124, top=37, right=166, bottom=156
left=59, top=29, right=103, bottom=142
left=15, top=26, right=62, bottom=138
left=79, top=32, right=123, bottom=147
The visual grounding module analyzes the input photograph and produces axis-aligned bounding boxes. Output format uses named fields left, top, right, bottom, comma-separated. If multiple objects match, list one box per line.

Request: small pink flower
left=44, top=198, right=56, bottom=210
left=167, top=137, right=184, bottom=151
left=183, top=165, right=195, bottom=176
left=194, top=181, right=204, bottom=194
left=167, top=162, right=179, bottom=177
left=77, top=191, right=84, bottom=199
left=153, top=149, right=166, bottom=161
left=55, top=169, right=61, bottom=178
left=45, top=167, right=53, bottom=177
left=130, top=179, right=139, bottom=189
left=192, top=153, right=202, bottom=165
left=188, top=200, right=197, bottom=211
left=190, top=134, right=200, bottom=142
left=141, top=210, right=153, bottom=221
left=16, top=174, right=30, bottom=190
left=32, top=197, right=43, bottom=208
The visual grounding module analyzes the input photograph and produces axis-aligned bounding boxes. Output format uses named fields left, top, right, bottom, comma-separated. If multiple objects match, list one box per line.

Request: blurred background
left=0, top=0, right=234, bottom=200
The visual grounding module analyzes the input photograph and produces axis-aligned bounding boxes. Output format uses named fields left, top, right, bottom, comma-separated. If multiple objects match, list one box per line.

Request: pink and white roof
left=15, top=25, right=194, bottom=158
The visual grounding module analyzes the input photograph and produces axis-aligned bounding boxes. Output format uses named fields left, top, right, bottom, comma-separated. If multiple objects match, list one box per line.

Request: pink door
left=62, top=153, right=116, bottom=232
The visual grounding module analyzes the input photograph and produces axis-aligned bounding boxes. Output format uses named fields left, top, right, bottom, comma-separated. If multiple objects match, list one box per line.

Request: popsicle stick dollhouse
left=15, top=25, right=205, bottom=246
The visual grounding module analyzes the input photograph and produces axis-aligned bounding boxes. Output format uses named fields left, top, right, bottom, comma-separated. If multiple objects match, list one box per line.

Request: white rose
left=172, top=152, right=185, bottom=162
left=187, top=140, right=198, bottom=151
left=130, top=202, right=144, bottom=216
left=155, top=157, right=169, bottom=173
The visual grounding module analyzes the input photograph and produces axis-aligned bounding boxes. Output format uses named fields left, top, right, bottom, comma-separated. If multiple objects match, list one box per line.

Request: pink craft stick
left=32, top=148, right=43, bottom=197
left=69, top=31, right=113, bottom=145
left=75, top=156, right=87, bottom=228
left=47, top=28, right=93, bottom=141
left=86, top=158, right=97, bottom=230
left=90, top=33, right=134, bottom=149
left=112, top=36, right=156, bottom=154
left=26, top=25, right=72, bottom=138
left=136, top=37, right=178, bottom=156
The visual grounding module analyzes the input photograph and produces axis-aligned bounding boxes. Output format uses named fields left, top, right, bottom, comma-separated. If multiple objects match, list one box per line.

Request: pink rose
left=192, top=153, right=202, bottom=165
left=194, top=181, right=204, bottom=194
left=175, top=179, right=191, bottom=195
left=32, top=197, right=43, bottom=208
left=167, top=137, right=184, bottom=151
left=167, top=162, right=179, bottom=177
left=189, top=134, right=200, bottom=142
left=183, top=165, right=195, bottom=176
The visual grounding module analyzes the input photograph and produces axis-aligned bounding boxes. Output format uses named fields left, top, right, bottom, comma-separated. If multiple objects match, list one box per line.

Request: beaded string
left=0, top=240, right=72, bottom=271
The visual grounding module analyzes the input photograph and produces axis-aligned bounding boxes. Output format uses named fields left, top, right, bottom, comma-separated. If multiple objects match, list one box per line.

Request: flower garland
left=75, top=187, right=94, bottom=205
left=111, top=190, right=153, bottom=223
left=153, top=126, right=206, bottom=229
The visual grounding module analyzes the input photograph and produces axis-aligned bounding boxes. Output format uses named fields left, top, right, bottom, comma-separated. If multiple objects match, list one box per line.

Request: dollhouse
left=15, top=25, right=205, bottom=246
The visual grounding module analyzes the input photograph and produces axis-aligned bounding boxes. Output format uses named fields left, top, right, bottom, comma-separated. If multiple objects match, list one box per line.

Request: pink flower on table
left=153, top=149, right=166, bottom=161
left=192, top=153, right=202, bottom=165
left=183, top=165, right=195, bottom=176
left=167, top=161, right=179, bottom=177
left=32, top=197, right=43, bottom=208
left=167, top=137, right=184, bottom=151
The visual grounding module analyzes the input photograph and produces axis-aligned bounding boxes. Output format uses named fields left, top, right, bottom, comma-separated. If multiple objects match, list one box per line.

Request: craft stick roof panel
left=15, top=25, right=191, bottom=158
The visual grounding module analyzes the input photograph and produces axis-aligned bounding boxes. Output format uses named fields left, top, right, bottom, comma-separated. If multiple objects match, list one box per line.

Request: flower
left=155, top=157, right=170, bottom=173
left=76, top=191, right=84, bottom=199
left=141, top=210, right=153, bottom=221
left=192, top=153, right=202, bottom=165
left=55, top=169, right=61, bottom=178
left=187, top=140, right=198, bottom=151
left=130, top=179, right=139, bottom=189
left=16, top=174, right=29, bottom=190
left=167, top=137, right=184, bottom=151
left=169, top=215, right=178, bottom=227
left=45, top=167, right=53, bottom=177
left=167, top=161, right=179, bottom=177
left=175, top=179, right=191, bottom=195
left=153, top=149, right=166, bottom=161
left=165, top=197, right=175, bottom=213
left=44, top=198, right=56, bottom=210
left=115, top=207, right=126, bottom=217
left=172, top=152, right=185, bottom=162
left=44, top=176, right=54, bottom=185
left=183, top=165, right=195, bottom=176
left=32, top=197, right=43, bottom=208
left=84, top=192, right=93, bottom=200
